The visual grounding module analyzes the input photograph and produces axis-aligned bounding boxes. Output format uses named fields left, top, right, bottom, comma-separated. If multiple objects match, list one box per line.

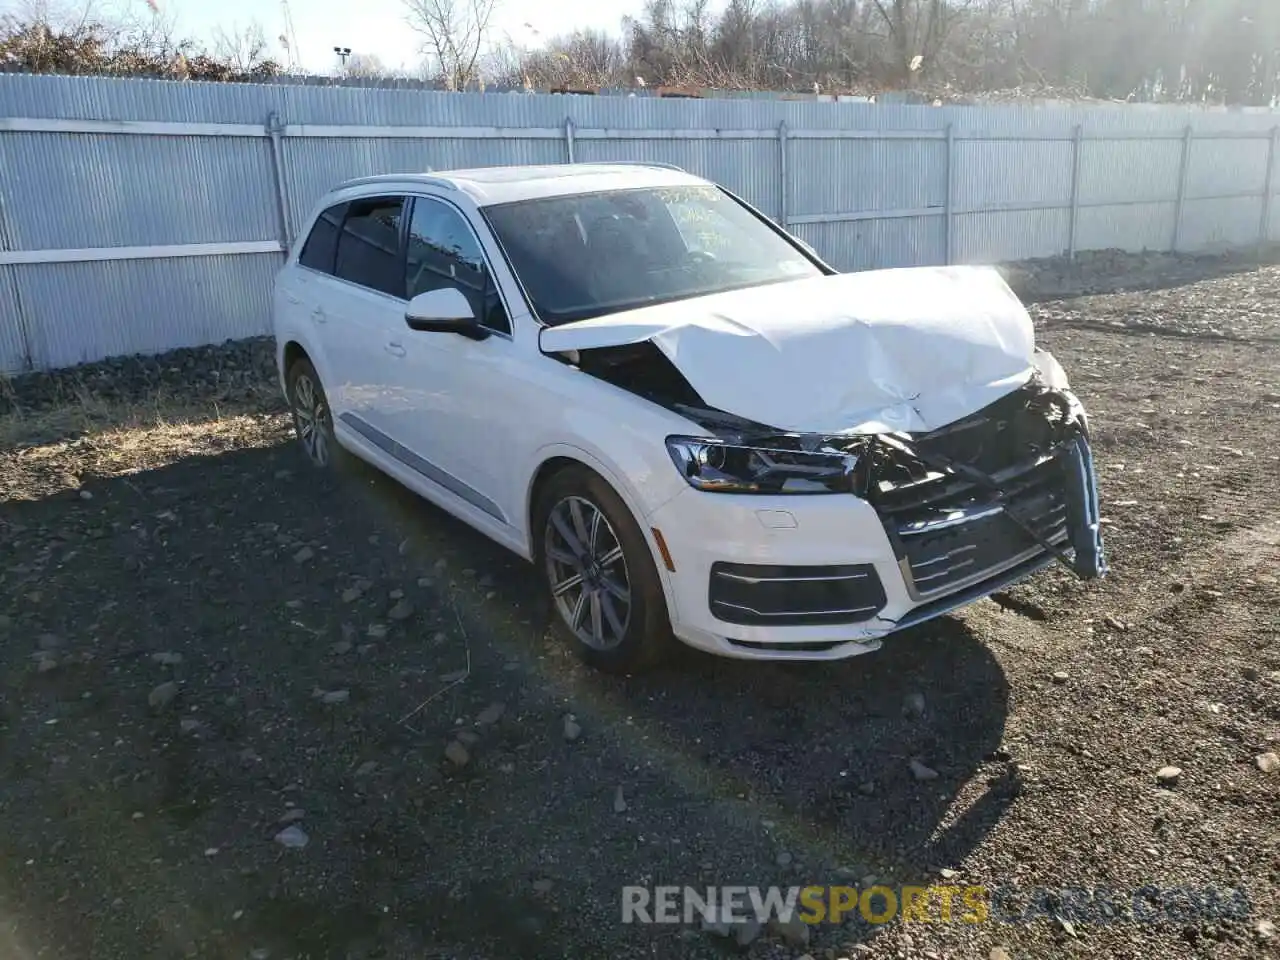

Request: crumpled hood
left=539, top=265, right=1038, bottom=435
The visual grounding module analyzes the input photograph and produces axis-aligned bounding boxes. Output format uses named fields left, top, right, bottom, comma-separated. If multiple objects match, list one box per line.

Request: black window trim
left=477, top=183, right=835, bottom=329
left=404, top=192, right=515, bottom=339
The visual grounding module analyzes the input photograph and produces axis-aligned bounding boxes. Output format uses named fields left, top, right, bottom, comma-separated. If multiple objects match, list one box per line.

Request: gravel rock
left=613, top=786, right=628, bottom=813
left=148, top=681, right=179, bottom=711
left=767, top=915, right=810, bottom=946
left=38, top=634, right=62, bottom=651
left=563, top=714, right=582, bottom=742
left=475, top=702, right=505, bottom=726
left=387, top=600, right=414, bottom=621
left=277, top=809, right=306, bottom=824
left=273, top=825, right=309, bottom=849
left=909, top=759, right=939, bottom=781
left=445, top=741, right=470, bottom=767
left=366, top=623, right=388, bottom=640
left=1051, top=671, right=1069, bottom=684
left=1156, top=765, right=1183, bottom=786
left=1255, top=919, right=1276, bottom=940
left=292, top=546, right=315, bottom=564
left=902, top=692, right=926, bottom=718
left=990, top=949, right=1013, bottom=960
left=151, top=651, right=183, bottom=666
left=1256, top=752, right=1279, bottom=774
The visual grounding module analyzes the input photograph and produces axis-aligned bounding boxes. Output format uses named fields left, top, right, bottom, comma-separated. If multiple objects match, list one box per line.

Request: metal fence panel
left=574, top=137, right=781, bottom=220
left=1079, top=139, right=1183, bottom=205
left=1179, top=196, right=1264, bottom=250
left=0, top=266, right=26, bottom=374
left=789, top=139, right=944, bottom=220
left=1076, top=202, right=1177, bottom=253
left=953, top=209, right=1070, bottom=263
left=3, top=73, right=1280, bottom=370
left=1185, top=136, right=1270, bottom=201
left=1, top=132, right=278, bottom=248
left=794, top=217, right=944, bottom=272
left=955, top=139, right=1072, bottom=210
left=17, top=255, right=278, bottom=370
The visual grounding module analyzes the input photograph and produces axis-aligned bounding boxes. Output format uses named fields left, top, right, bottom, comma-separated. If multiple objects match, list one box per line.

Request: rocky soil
left=0, top=252, right=1277, bottom=959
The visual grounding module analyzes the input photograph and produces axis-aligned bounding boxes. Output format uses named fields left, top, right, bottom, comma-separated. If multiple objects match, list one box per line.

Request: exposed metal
left=3, top=72, right=1280, bottom=372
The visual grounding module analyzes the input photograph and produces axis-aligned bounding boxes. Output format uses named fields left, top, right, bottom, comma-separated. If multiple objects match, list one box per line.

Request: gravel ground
left=1, top=253, right=1277, bottom=960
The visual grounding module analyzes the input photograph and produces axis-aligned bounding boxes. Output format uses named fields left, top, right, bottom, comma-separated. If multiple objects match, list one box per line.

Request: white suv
left=273, top=163, right=1106, bottom=672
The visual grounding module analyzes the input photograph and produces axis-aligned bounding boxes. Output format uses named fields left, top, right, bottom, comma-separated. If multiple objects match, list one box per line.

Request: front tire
left=534, top=467, right=673, bottom=673
left=287, top=358, right=336, bottom=469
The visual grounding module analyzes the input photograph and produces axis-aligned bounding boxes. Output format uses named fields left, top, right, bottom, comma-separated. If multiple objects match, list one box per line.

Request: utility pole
left=333, top=46, right=352, bottom=68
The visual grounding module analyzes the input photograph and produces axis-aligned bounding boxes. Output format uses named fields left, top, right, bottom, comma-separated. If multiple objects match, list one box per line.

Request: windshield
left=481, top=185, right=824, bottom=325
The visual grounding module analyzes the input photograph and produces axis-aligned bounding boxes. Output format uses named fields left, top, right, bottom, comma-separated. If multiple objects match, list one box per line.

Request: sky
left=154, top=0, right=647, bottom=74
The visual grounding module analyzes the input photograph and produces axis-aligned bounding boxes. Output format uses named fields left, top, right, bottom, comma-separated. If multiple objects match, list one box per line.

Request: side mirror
left=404, top=288, right=489, bottom=340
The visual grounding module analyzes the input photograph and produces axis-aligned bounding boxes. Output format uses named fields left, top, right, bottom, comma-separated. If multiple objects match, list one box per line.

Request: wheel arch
left=523, top=446, right=677, bottom=616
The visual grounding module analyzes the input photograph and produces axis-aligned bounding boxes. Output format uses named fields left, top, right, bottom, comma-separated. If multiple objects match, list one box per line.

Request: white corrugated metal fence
left=1, top=74, right=1278, bottom=372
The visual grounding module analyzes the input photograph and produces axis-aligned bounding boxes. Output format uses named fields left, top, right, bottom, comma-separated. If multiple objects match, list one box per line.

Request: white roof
left=343, top=164, right=708, bottom=206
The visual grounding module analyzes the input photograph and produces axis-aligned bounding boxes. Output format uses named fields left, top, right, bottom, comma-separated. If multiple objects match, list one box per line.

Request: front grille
left=887, top=457, right=1070, bottom=600
left=709, top=562, right=886, bottom=626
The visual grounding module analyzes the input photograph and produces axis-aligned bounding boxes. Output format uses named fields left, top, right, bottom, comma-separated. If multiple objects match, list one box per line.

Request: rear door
left=308, top=195, right=408, bottom=437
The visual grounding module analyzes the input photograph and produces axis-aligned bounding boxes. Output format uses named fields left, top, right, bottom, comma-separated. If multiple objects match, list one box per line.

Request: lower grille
left=709, top=562, right=886, bottom=626
left=888, top=457, right=1071, bottom=600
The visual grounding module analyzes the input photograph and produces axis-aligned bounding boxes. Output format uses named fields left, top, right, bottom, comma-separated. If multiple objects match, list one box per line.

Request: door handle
left=385, top=342, right=406, bottom=358
left=311, top=307, right=327, bottom=324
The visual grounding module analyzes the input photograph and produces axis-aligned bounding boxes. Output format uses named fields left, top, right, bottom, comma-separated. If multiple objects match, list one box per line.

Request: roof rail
left=582, top=160, right=687, bottom=173
left=336, top=173, right=459, bottom=192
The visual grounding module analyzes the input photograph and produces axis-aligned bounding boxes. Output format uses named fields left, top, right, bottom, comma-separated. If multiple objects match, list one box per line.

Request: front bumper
left=647, top=439, right=1103, bottom=662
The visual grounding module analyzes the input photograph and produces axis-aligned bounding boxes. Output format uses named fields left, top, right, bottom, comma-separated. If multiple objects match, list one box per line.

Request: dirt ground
left=1, top=253, right=1277, bottom=960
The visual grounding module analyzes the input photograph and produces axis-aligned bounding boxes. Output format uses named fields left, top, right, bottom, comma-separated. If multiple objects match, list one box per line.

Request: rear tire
left=533, top=466, right=673, bottom=673
left=286, top=358, right=337, bottom=470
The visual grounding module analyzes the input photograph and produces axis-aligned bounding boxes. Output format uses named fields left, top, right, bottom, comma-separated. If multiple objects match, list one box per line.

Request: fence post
left=944, top=123, right=955, bottom=265
left=1068, top=124, right=1083, bottom=260
left=265, top=111, right=294, bottom=253
left=777, top=120, right=789, bottom=229
left=564, top=117, right=576, bottom=164
left=1172, top=124, right=1193, bottom=253
left=1258, top=125, right=1278, bottom=259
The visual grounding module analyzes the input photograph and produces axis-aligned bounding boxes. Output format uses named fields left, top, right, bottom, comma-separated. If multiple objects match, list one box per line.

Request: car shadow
left=0, top=439, right=1013, bottom=958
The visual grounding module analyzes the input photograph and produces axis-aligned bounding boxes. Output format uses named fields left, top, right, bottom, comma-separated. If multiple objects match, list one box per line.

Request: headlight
left=665, top=436, right=858, bottom=494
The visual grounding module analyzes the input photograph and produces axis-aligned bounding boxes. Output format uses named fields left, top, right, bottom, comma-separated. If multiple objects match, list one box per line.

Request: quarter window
left=298, top=202, right=346, bottom=274
left=333, top=196, right=405, bottom=297
left=405, top=197, right=509, bottom=333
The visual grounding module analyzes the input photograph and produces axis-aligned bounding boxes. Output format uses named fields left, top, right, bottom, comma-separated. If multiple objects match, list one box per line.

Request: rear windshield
left=482, top=185, right=823, bottom=325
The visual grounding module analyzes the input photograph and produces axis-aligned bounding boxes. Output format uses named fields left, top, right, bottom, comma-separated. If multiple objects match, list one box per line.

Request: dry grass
left=0, top=375, right=290, bottom=501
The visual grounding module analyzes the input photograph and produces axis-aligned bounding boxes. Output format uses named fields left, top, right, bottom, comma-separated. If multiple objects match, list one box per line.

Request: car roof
left=337, top=163, right=710, bottom=206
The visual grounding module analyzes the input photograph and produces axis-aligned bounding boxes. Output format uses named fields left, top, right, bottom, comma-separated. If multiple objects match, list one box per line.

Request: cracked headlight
left=665, top=436, right=858, bottom=494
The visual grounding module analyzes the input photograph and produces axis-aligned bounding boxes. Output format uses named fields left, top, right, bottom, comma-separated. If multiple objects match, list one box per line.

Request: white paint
left=540, top=266, right=1038, bottom=435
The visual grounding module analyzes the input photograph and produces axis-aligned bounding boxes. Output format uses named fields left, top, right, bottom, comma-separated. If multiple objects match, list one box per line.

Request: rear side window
left=298, top=202, right=346, bottom=273
left=333, top=196, right=405, bottom=296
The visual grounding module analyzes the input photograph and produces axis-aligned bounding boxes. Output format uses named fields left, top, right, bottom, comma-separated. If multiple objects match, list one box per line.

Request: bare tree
left=210, top=22, right=272, bottom=74
left=402, top=0, right=499, bottom=90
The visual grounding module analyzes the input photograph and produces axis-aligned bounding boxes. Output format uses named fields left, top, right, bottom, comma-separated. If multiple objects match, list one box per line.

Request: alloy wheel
left=544, top=495, right=632, bottom=650
left=292, top=372, right=331, bottom=467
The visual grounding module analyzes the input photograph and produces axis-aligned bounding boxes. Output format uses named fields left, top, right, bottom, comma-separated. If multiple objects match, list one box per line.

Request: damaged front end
left=664, top=376, right=1107, bottom=591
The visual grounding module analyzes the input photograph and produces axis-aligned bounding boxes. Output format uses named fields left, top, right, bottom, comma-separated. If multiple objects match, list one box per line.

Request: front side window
left=482, top=186, right=823, bottom=326
left=405, top=197, right=509, bottom=333
left=333, top=196, right=405, bottom=296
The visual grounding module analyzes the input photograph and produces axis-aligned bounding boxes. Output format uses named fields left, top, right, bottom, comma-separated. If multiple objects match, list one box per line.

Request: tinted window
left=334, top=196, right=405, bottom=296
left=482, top=186, right=822, bottom=325
left=298, top=202, right=346, bottom=273
left=405, top=198, right=509, bottom=333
